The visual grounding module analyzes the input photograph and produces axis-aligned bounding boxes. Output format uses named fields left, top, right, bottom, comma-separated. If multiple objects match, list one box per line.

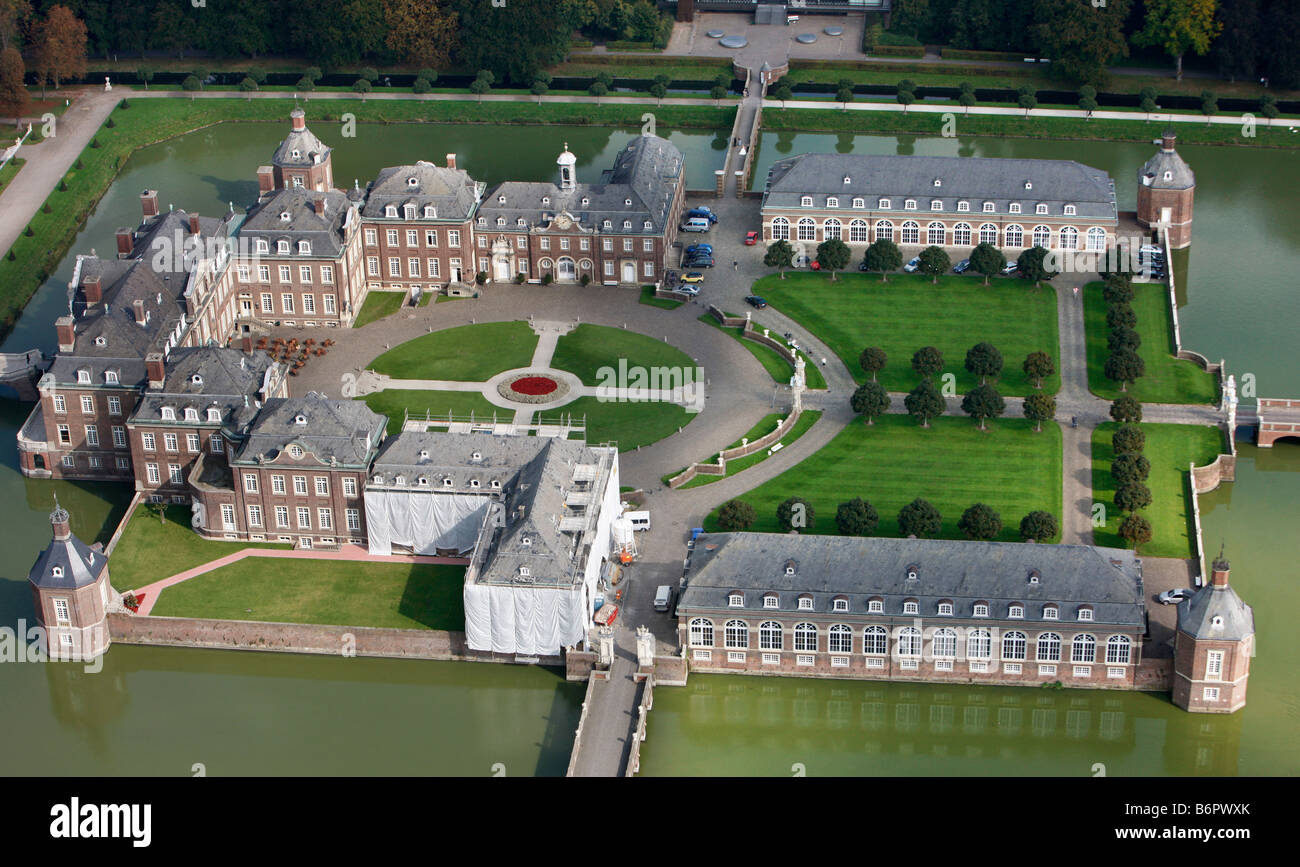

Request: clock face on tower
left=554, top=214, right=571, bottom=230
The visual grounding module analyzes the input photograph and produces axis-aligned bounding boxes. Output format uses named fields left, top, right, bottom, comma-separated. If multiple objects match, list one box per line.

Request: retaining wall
left=625, top=677, right=653, bottom=777
left=667, top=407, right=801, bottom=488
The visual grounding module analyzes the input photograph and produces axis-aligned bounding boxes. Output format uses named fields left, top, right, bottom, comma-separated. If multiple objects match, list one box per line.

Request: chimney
left=314, top=196, right=326, bottom=216
left=257, top=166, right=275, bottom=194
left=81, top=274, right=102, bottom=305
left=1211, top=555, right=1230, bottom=588
left=140, top=189, right=159, bottom=219
left=55, top=316, right=75, bottom=352
left=189, top=212, right=201, bottom=236
left=50, top=498, right=71, bottom=542
left=290, top=108, right=306, bottom=131
left=115, top=228, right=133, bottom=257
left=146, top=353, right=166, bottom=388
left=1161, top=130, right=1177, bottom=152
left=240, top=335, right=254, bottom=355
left=133, top=298, right=147, bottom=326
left=446, top=153, right=457, bottom=170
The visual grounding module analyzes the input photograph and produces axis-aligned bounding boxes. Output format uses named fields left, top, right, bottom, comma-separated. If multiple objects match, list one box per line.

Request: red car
left=744, top=231, right=760, bottom=245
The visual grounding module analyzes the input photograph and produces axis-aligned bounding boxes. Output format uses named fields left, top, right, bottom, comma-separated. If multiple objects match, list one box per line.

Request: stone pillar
left=714, top=170, right=725, bottom=198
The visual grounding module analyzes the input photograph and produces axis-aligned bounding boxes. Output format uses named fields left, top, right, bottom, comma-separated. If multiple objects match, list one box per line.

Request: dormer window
left=394, top=475, right=406, bottom=486
left=1009, top=203, right=1021, bottom=214
left=878, top=198, right=890, bottom=209
left=407, top=177, right=419, bottom=188
left=51, top=566, right=63, bottom=579
left=207, top=408, right=221, bottom=422
left=497, top=195, right=507, bottom=205
left=374, top=474, right=384, bottom=484
left=622, top=220, right=631, bottom=230
left=1077, top=607, right=1094, bottom=622
left=1028, top=570, right=1041, bottom=585
left=497, top=218, right=506, bottom=227
left=801, top=196, right=813, bottom=207
left=288, top=445, right=303, bottom=459
left=279, top=211, right=291, bottom=223
left=298, top=241, right=311, bottom=254
left=868, top=598, right=883, bottom=613
left=843, top=175, right=851, bottom=184
left=784, top=562, right=796, bottom=576
left=581, top=197, right=589, bottom=206
left=490, top=480, right=501, bottom=489
left=931, top=200, right=942, bottom=211
left=973, top=602, right=989, bottom=617
left=902, top=599, right=919, bottom=615
left=385, top=206, right=398, bottom=218
left=517, top=218, right=526, bottom=227
left=763, top=594, right=778, bottom=609
left=278, top=240, right=290, bottom=254
left=904, top=199, right=916, bottom=210
left=541, top=197, right=550, bottom=206
left=1009, top=604, right=1025, bottom=619
left=933, top=178, right=941, bottom=187
left=1036, top=203, right=1048, bottom=215
left=256, top=239, right=269, bottom=253
left=832, top=598, right=848, bottom=612
left=94, top=336, right=107, bottom=347
left=602, top=220, right=612, bottom=229
left=293, top=414, right=307, bottom=425
left=826, top=197, right=838, bottom=208
left=184, top=408, right=199, bottom=422
left=624, top=198, right=632, bottom=207
left=291, top=149, right=300, bottom=159
left=404, top=205, right=416, bottom=220
left=418, top=449, right=429, bottom=460
left=519, top=566, right=531, bottom=578
left=1043, top=605, right=1059, bottom=620
left=957, top=201, right=969, bottom=212
left=797, top=596, right=813, bottom=611
left=424, top=205, right=436, bottom=218
left=1064, top=205, right=1076, bottom=216
left=905, top=565, right=918, bottom=581
left=852, top=197, right=864, bottom=208
left=477, top=217, right=486, bottom=226
left=983, top=202, right=995, bottom=213
left=1163, top=170, right=1172, bottom=181
left=471, top=451, right=482, bottom=462
left=417, top=476, right=429, bottom=487
left=77, top=369, right=91, bottom=384
left=161, top=407, right=175, bottom=421
left=521, top=536, right=532, bottom=547
left=937, top=601, right=953, bottom=615
left=104, top=370, right=118, bottom=384
left=442, top=477, right=453, bottom=487
left=643, top=221, right=653, bottom=230
left=728, top=593, right=743, bottom=607
left=470, top=479, right=480, bottom=488
left=1211, top=616, right=1224, bottom=628
left=1024, top=181, right=1032, bottom=190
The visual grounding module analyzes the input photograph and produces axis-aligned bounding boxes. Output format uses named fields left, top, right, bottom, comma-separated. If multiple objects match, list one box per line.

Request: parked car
left=952, top=258, right=972, bottom=274
left=1139, top=244, right=1163, bottom=254
left=686, top=207, right=718, bottom=224
left=675, top=284, right=700, bottom=296
left=680, top=272, right=706, bottom=284
left=1157, top=588, right=1194, bottom=605
left=858, top=260, right=871, bottom=271
left=744, top=231, right=760, bottom=245
left=681, top=217, right=711, bottom=233
left=685, top=243, right=713, bottom=255
left=903, top=256, right=921, bottom=273
left=683, top=256, right=714, bottom=268
left=654, top=585, right=674, bottom=613
left=1001, top=261, right=1019, bottom=275
left=745, top=295, right=768, bottom=309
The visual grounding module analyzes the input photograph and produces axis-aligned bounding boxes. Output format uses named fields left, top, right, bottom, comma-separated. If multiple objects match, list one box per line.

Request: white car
left=1157, top=588, right=1194, bottom=605
left=1001, top=261, right=1019, bottom=275
left=903, top=256, right=921, bottom=273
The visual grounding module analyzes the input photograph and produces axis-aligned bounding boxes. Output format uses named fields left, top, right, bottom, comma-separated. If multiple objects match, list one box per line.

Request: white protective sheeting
left=464, top=581, right=587, bottom=656
left=364, top=490, right=489, bottom=555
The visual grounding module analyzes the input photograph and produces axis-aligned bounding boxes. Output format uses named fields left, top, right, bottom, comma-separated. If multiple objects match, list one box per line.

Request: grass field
left=353, top=291, right=407, bottom=328
left=753, top=272, right=1060, bottom=396
left=367, top=321, right=538, bottom=380
left=561, top=395, right=696, bottom=451
left=680, top=410, right=824, bottom=488
left=550, top=323, right=696, bottom=386
left=698, top=314, right=828, bottom=389
left=360, top=389, right=503, bottom=436
left=110, top=507, right=287, bottom=591
left=1091, top=422, right=1225, bottom=558
left=150, top=558, right=466, bottom=631
left=639, top=285, right=684, bottom=309
left=704, top=414, right=1061, bottom=541
left=1083, top=282, right=1217, bottom=405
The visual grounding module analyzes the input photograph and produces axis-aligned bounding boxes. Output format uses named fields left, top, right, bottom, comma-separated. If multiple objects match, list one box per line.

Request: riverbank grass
left=149, top=559, right=466, bottom=631
left=705, top=414, right=1061, bottom=541
left=753, top=272, right=1060, bottom=396
left=368, top=321, right=538, bottom=380
left=1091, top=422, right=1225, bottom=559
left=110, top=507, right=288, bottom=591
left=1083, top=282, right=1217, bottom=405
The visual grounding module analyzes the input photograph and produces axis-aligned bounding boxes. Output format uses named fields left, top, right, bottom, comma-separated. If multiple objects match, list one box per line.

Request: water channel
left=1, top=120, right=1295, bottom=776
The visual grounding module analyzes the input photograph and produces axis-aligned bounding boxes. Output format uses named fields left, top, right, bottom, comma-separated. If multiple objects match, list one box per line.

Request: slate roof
left=131, top=347, right=282, bottom=431
left=273, top=111, right=331, bottom=168
left=28, top=514, right=108, bottom=591
left=361, top=163, right=483, bottom=222
left=477, top=135, right=683, bottom=235
left=679, top=533, right=1146, bottom=627
left=240, top=189, right=354, bottom=259
left=369, top=430, right=549, bottom=488
left=1139, top=135, right=1195, bottom=190
left=234, top=393, right=386, bottom=468
left=763, top=153, right=1118, bottom=221
left=1177, top=562, right=1254, bottom=642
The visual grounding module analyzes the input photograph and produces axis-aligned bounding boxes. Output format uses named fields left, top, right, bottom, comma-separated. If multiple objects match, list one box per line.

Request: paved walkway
left=568, top=650, right=641, bottom=777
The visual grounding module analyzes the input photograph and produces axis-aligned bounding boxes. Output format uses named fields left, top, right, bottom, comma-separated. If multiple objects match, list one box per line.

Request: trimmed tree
left=1105, top=348, right=1146, bottom=392
left=1102, top=277, right=1135, bottom=305
left=1114, top=481, right=1153, bottom=514
left=1106, top=303, right=1137, bottom=330
left=859, top=346, right=887, bottom=381
left=970, top=242, right=1005, bottom=286
left=764, top=239, right=794, bottom=278
left=864, top=238, right=902, bottom=282
left=958, top=503, right=1003, bottom=540
left=1078, top=85, right=1098, bottom=117
left=530, top=79, right=549, bottom=101
left=816, top=238, right=852, bottom=281
left=1023, top=351, right=1055, bottom=389
left=1111, top=453, right=1152, bottom=486
left=898, top=498, right=942, bottom=538
left=905, top=378, right=945, bottom=428
left=917, top=245, right=950, bottom=284
left=1112, top=424, right=1146, bottom=456
left=1017, top=245, right=1055, bottom=287
left=1139, top=86, right=1159, bottom=120
left=1110, top=395, right=1143, bottom=424
left=1017, top=85, right=1037, bottom=116
left=1200, top=89, right=1218, bottom=124
left=851, top=381, right=890, bottom=425
left=1118, top=513, right=1153, bottom=550
left=1107, top=326, right=1142, bottom=353
left=1023, top=393, right=1057, bottom=432
left=774, top=83, right=793, bottom=106
left=1019, top=510, right=1059, bottom=542
left=911, top=346, right=944, bottom=379
left=958, top=90, right=976, bottom=114
left=835, top=498, right=879, bottom=536
left=964, top=342, right=1003, bottom=384
left=776, top=496, right=816, bottom=533
left=717, top=499, right=757, bottom=531
left=896, top=86, right=915, bottom=114
left=961, top=383, right=1005, bottom=431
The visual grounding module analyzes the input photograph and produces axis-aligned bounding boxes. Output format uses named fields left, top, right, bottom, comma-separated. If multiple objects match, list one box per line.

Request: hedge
left=869, top=45, right=927, bottom=58
left=606, top=41, right=659, bottom=51
left=565, top=53, right=725, bottom=68
left=942, top=48, right=1035, bottom=62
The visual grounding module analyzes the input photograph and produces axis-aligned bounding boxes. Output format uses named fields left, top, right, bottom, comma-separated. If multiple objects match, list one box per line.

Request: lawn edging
left=667, top=406, right=808, bottom=488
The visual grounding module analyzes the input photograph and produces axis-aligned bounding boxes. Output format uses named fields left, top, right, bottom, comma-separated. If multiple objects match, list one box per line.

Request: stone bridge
left=1239, top=398, right=1300, bottom=447
left=0, top=349, right=47, bottom=401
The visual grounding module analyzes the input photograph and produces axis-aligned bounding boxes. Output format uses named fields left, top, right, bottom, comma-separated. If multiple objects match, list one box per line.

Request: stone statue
left=104, top=77, right=112, bottom=92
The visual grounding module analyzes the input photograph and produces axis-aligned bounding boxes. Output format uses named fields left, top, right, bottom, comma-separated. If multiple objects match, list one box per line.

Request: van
left=682, top=217, right=711, bottom=233
left=627, top=510, right=651, bottom=531
left=654, top=585, right=674, bottom=613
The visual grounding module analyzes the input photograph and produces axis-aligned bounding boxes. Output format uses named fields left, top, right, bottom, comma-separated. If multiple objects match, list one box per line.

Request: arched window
left=1086, top=227, right=1106, bottom=251
left=797, top=218, right=816, bottom=241
left=1106, top=635, right=1131, bottom=664
left=927, top=221, right=946, bottom=245
left=898, top=626, right=921, bottom=657
left=933, top=628, right=957, bottom=658
left=979, top=223, right=998, bottom=245
left=1004, top=224, right=1024, bottom=247
left=823, top=218, right=842, bottom=240
left=873, top=220, right=893, bottom=242
left=1037, top=632, right=1062, bottom=662
left=828, top=624, right=852, bottom=653
left=724, top=620, right=749, bottom=649
left=759, top=621, right=783, bottom=650
left=688, top=618, right=713, bottom=647
left=900, top=221, right=920, bottom=245
left=1072, top=633, right=1096, bottom=663
left=794, top=622, right=817, bottom=652
left=953, top=223, right=972, bottom=246
left=771, top=216, right=790, bottom=241
left=1059, top=226, right=1079, bottom=250
left=849, top=219, right=868, bottom=243
left=1032, top=225, right=1051, bottom=248
left=1002, top=630, right=1027, bottom=660
left=863, top=626, right=888, bottom=655
left=967, top=628, right=991, bottom=659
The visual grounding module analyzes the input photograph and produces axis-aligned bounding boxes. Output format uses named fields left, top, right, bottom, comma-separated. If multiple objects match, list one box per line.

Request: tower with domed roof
left=1172, top=553, right=1254, bottom=713
left=1136, top=130, right=1195, bottom=249
left=27, top=498, right=113, bottom=660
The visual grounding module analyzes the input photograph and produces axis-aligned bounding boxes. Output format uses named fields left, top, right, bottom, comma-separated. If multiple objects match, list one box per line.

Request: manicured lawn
left=550, top=323, right=696, bottom=387
left=110, top=507, right=288, bottom=591
left=698, top=314, right=828, bottom=389
left=368, top=321, right=538, bottom=381
left=681, top=411, right=823, bottom=488
left=353, top=291, right=407, bottom=328
left=1083, top=281, right=1217, bottom=405
left=360, top=389, right=504, bottom=436
left=150, top=558, right=466, bottom=631
left=703, top=414, right=1061, bottom=542
left=753, top=272, right=1059, bottom=396
left=1091, top=422, right=1225, bottom=559
left=640, top=285, right=684, bottom=310
left=559, top=396, right=696, bottom=451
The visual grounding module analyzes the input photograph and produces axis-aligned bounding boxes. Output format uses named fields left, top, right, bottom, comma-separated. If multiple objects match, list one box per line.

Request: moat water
left=1, top=123, right=1296, bottom=776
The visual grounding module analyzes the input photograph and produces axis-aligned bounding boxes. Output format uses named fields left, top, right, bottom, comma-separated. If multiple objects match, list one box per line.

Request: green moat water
left=1, top=124, right=1296, bottom=776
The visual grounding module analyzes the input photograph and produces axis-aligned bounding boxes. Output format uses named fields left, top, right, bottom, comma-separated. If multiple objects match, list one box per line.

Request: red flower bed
left=511, top=376, right=559, bottom=396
